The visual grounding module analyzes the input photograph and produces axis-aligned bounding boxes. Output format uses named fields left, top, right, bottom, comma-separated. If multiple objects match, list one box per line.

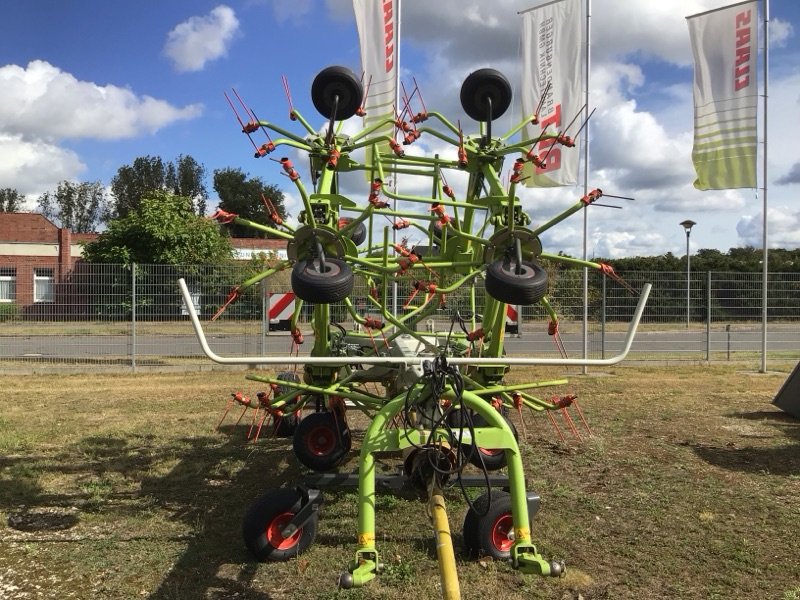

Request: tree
left=109, top=155, right=208, bottom=220
left=0, top=188, right=24, bottom=212
left=213, top=167, right=288, bottom=238
left=37, top=181, right=108, bottom=232
left=82, top=192, right=233, bottom=265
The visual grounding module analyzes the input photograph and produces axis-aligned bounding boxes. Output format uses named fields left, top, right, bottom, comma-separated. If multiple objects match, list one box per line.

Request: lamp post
left=680, top=220, right=696, bottom=328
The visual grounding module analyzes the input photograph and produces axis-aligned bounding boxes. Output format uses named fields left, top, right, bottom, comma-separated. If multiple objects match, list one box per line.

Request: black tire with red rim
left=448, top=408, right=518, bottom=471
left=293, top=411, right=352, bottom=472
left=242, top=488, right=319, bottom=561
left=463, top=490, right=515, bottom=560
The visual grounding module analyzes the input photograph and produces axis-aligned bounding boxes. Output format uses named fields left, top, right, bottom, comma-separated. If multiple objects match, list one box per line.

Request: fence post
left=261, top=279, right=267, bottom=358
left=706, top=271, right=711, bottom=362
left=601, top=275, right=606, bottom=359
left=131, top=263, right=137, bottom=372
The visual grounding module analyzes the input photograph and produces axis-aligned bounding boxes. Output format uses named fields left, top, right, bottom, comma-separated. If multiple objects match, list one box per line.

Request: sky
left=0, top=0, right=798, bottom=259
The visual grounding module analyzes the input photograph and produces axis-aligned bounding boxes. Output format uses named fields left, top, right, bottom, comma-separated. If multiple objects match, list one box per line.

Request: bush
left=0, top=303, right=19, bottom=321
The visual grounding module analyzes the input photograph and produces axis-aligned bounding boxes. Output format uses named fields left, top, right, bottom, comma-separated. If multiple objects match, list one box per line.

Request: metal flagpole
left=760, top=0, right=769, bottom=373
left=391, top=0, right=401, bottom=321
left=581, top=0, right=591, bottom=374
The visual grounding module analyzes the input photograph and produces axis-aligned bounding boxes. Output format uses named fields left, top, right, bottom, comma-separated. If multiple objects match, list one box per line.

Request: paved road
left=2, top=324, right=798, bottom=363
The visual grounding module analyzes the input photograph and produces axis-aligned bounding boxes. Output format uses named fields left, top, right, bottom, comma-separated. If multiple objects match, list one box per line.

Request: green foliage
left=82, top=192, right=233, bottom=266
left=213, top=167, right=288, bottom=238
left=0, top=303, right=19, bottom=321
left=0, top=188, right=23, bottom=212
left=37, top=181, right=108, bottom=232
left=110, top=155, right=207, bottom=220
left=601, top=247, right=800, bottom=274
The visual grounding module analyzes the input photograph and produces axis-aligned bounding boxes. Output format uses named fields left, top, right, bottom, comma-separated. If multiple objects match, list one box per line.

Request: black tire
left=448, top=408, right=516, bottom=471
left=467, top=413, right=518, bottom=471
left=460, top=69, right=512, bottom=122
left=291, top=257, right=354, bottom=304
left=273, top=372, right=301, bottom=437
left=464, top=490, right=514, bottom=560
left=242, top=488, right=319, bottom=561
left=485, top=258, right=548, bottom=306
left=410, top=244, right=440, bottom=258
left=311, top=66, right=363, bottom=120
left=338, top=217, right=367, bottom=246
left=293, top=411, right=351, bottom=472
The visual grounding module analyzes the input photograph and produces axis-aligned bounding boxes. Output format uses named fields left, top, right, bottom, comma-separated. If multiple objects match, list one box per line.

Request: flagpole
left=581, top=0, right=591, bottom=374
left=391, top=0, right=401, bottom=321
left=760, top=0, right=769, bottom=373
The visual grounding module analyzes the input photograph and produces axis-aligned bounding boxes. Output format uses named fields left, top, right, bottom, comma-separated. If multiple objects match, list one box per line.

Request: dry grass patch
left=0, top=364, right=798, bottom=599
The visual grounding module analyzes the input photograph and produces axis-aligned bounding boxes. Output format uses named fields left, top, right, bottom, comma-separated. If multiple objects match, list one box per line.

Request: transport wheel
left=242, top=488, right=318, bottom=561
left=448, top=408, right=517, bottom=471
left=311, top=66, right=363, bottom=120
left=338, top=217, right=367, bottom=246
left=463, top=490, right=514, bottom=560
left=291, top=257, right=354, bottom=304
left=485, top=258, right=548, bottom=306
left=460, top=68, right=512, bottom=121
left=293, top=411, right=351, bottom=472
left=467, top=413, right=518, bottom=471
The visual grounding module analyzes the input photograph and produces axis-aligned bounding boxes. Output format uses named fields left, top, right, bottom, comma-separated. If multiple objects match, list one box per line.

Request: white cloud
left=272, top=0, right=314, bottom=23
left=0, top=60, right=203, bottom=140
left=770, top=18, right=794, bottom=48
left=164, top=5, right=240, bottom=73
left=737, top=207, right=800, bottom=248
left=0, top=133, right=85, bottom=198
left=0, top=61, right=203, bottom=199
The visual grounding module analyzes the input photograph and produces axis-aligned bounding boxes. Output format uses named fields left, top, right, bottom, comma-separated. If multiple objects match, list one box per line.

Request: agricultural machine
left=180, top=65, right=651, bottom=595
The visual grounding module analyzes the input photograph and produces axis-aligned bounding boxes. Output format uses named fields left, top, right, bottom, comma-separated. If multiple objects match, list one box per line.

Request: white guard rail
left=179, top=278, right=651, bottom=367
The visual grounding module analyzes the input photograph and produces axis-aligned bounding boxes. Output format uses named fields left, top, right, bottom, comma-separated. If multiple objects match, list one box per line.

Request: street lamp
left=680, top=220, right=696, bottom=328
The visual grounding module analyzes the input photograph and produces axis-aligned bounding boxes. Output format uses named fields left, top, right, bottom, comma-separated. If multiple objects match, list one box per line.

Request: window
left=0, top=268, right=15, bottom=303
left=34, top=268, right=54, bottom=303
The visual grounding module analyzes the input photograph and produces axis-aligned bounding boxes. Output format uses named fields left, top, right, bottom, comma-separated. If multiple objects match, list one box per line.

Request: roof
left=230, top=237, right=287, bottom=250
left=0, top=212, right=60, bottom=243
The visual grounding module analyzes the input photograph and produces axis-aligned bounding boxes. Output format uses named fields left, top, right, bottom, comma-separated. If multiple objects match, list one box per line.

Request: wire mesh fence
left=0, top=258, right=797, bottom=371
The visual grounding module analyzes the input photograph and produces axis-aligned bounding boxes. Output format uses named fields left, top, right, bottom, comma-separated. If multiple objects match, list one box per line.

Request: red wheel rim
left=490, top=513, right=514, bottom=552
left=479, top=447, right=503, bottom=457
left=265, top=512, right=302, bottom=550
left=307, top=425, right=336, bottom=456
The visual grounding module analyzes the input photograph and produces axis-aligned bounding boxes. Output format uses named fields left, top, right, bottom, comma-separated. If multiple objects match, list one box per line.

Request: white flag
left=353, top=0, right=398, bottom=155
left=687, top=0, right=758, bottom=190
left=521, top=0, right=583, bottom=187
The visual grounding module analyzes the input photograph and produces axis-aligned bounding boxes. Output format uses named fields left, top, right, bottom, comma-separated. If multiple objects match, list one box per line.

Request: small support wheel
left=291, top=257, right=354, bottom=304
left=293, top=411, right=352, bottom=472
left=463, top=490, right=514, bottom=560
left=485, top=258, right=548, bottom=306
left=242, top=488, right=319, bottom=561
left=449, top=409, right=518, bottom=471
left=338, top=217, right=367, bottom=246
left=311, top=66, right=364, bottom=120
left=460, top=68, right=512, bottom=122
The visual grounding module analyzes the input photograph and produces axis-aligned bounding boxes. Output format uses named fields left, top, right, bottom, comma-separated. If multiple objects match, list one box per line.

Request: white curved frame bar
left=178, top=278, right=651, bottom=367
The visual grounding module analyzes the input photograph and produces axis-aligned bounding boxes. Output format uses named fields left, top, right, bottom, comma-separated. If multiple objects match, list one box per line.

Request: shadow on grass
left=692, top=408, right=800, bottom=476
left=0, top=424, right=309, bottom=599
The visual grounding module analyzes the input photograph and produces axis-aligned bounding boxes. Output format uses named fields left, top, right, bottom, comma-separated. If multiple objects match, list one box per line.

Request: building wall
left=0, top=214, right=82, bottom=309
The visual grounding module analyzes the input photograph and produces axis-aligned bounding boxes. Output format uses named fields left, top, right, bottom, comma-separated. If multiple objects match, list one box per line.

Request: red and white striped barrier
left=505, top=305, right=519, bottom=335
left=268, top=292, right=295, bottom=331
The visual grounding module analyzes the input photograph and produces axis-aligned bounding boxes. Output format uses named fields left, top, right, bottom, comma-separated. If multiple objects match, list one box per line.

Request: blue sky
left=1, top=0, right=798, bottom=259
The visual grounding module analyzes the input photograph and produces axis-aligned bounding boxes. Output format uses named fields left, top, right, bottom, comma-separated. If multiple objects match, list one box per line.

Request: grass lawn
left=0, top=364, right=798, bottom=599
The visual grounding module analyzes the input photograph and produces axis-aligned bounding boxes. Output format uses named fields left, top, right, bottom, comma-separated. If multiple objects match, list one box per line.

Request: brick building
left=0, top=213, right=96, bottom=308
left=0, top=212, right=287, bottom=314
